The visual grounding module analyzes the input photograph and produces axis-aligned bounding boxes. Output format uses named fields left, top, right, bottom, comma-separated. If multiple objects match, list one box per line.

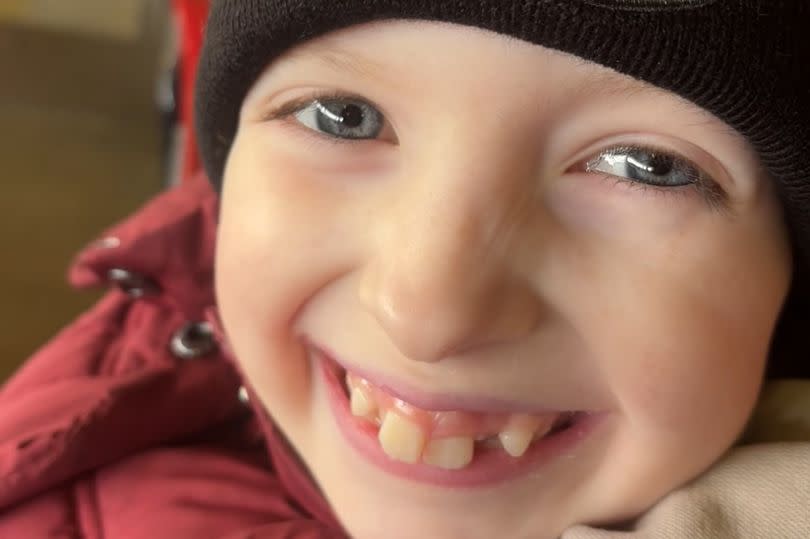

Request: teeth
left=498, top=429, right=533, bottom=458
left=498, top=415, right=546, bottom=458
left=346, top=370, right=569, bottom=465
left=349, top=385, right=377, bottom=421
left=378, top=412, right=426, bottom=464
left=422, top=437, right=474, bottom=470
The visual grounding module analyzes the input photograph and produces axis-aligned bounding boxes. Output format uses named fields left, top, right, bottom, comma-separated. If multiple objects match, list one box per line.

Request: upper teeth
left=422, top=436, right=474, bottom=469
left=346, top=373, right=566, bottom=470
left=498, top=414, right=553, bottom=457
left=350, top=384, right=378, bottom=421
left=378, top=411, right=426, bottom=464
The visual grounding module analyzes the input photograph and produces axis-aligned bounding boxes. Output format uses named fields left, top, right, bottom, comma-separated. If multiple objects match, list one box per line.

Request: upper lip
left=310, top=341, right=579, bottom=415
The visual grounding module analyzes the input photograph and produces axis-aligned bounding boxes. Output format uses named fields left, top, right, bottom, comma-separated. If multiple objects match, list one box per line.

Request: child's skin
left=214, top=20, right=792, bottom=539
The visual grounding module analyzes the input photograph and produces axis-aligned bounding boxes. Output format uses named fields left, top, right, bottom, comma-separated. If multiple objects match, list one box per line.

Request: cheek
left=213, top=136, right=357, bottom=412
left=624, top=250, right=783, bottom=441
left=546, top=173, right=790, bottom=441
left=604, top=252, right=775, bottom=421
left=621, top=255, right=783, bottom=447
left=216, top=145, right=318, bottom=333
left=609, top=311, right=765, bottom=436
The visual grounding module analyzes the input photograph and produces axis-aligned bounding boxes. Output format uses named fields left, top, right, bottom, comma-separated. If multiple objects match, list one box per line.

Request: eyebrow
left=289, top=44, right=669, bottom=99
left=565, top=57, right=670, bottom=100
left=283, top=45, right=741, bottom=140
left=561, top=58, right=744, bottom=140
left=285, top=44, right=390, bottom=83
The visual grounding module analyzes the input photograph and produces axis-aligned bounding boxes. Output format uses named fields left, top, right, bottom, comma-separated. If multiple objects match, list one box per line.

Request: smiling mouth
left=312, top=344, right=603, bottom=486
left=341, top=370, right=578, bottom=469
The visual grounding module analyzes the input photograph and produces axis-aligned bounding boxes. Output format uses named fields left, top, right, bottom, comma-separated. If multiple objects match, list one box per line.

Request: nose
left=358, top=159, right=544, bottom=363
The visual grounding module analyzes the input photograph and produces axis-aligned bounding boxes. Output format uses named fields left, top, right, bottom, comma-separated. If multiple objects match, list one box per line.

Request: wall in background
left=0, top=1, right=169, bottom=381
left=0, top=0, right=149, bottom=41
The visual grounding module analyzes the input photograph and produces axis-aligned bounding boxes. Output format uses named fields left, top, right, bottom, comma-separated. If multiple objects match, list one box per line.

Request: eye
left=582, top=144, right=727, bottom=208
left=293, top=98, right=385, bottom=140
left=585, top=145, right=703, bottom=188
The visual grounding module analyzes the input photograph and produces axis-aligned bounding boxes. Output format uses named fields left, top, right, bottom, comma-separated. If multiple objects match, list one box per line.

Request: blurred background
left=0, top=1, right=207, bottom=381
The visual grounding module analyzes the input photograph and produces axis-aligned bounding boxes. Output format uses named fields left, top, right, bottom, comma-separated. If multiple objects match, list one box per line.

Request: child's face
left=215, top=20, right=791, bottom=539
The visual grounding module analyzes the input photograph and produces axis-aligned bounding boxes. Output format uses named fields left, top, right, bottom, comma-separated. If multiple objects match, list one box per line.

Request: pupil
left=646, top=154, right=674, bottom=176
left=340, top=105, right=364, bottom=128
left=628, top=150, right=674, bottom=176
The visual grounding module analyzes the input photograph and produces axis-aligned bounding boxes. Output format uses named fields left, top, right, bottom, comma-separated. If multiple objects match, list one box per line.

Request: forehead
left=250, top=19, right=740, bottom=143
left=275, top=21, right=672, bottom=101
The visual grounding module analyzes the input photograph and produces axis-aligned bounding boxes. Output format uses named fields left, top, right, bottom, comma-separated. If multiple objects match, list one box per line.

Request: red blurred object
left=172, top=0, right=209, bottom=185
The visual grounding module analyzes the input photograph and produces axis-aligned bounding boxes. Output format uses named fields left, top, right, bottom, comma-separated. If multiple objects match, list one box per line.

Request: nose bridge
left=359, top=137, right=541, bottom=362
left=398, top=129, right=532, bottom=286
left=403, top=122, right=534, bottom=268
left=401, top=170, right=510, bottom=274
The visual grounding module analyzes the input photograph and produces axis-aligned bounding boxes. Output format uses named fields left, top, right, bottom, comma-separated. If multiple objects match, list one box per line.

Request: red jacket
left=0, top=174, right=347, bottom=538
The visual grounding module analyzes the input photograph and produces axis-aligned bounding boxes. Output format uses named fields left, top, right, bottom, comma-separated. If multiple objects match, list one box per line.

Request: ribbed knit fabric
left=194, top=0, right=810, bottom=378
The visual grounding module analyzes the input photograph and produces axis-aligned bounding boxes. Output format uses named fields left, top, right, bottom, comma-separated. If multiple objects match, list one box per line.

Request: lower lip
left=316, top=347, right=606, bottom=488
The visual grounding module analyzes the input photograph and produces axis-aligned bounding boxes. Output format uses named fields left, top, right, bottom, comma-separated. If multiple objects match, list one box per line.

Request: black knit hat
left=195, top=0, right=810, bottom=377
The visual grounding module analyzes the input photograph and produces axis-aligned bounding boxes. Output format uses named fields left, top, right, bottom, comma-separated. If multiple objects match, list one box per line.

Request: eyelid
left=262, top=89, right=399, bottom=147
left=568, top=134, right=734, bottom=189
left=585, top=144, right=702, bottom=178
left=261, top=95, right=735, bottom=202
left=574, top=142, right=729, bottom=209
left=262, top=90, right=385, bottom=123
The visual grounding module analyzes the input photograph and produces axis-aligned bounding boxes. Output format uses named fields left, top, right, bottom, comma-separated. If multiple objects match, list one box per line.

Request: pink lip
left=312, top=343, right=568, bottom=414
left=313, top=344, right=608, bottom=488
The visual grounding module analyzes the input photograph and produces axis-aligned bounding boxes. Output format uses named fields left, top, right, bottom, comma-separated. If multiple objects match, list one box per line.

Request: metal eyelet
left=170, top=321, right=216, bottom=360
left=107, top=268, right=160, bottom=298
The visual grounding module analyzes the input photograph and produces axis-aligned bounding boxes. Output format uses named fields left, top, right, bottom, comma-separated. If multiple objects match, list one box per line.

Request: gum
left=345, top=372, right=559, bottom=439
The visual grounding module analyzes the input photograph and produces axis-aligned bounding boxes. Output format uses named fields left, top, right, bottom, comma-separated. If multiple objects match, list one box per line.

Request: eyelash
left=263, top=89, right=377, bottom=147
left=263, top=91, right=728, bottom=209
left=584, top=144, right=727, bottom=210
left=594, top=170, right=723, bottom=211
